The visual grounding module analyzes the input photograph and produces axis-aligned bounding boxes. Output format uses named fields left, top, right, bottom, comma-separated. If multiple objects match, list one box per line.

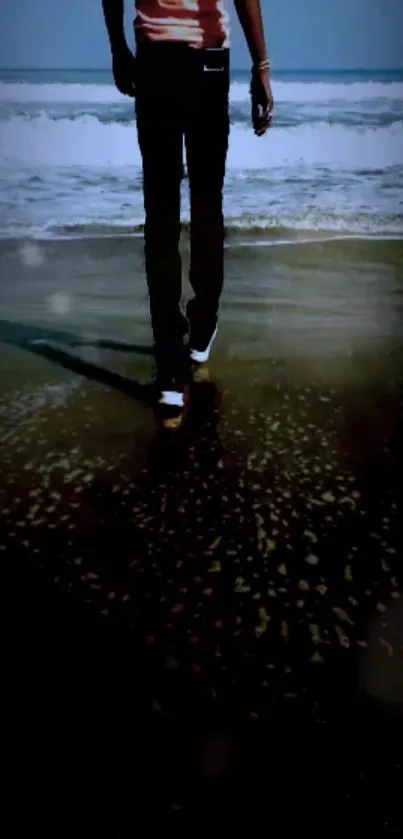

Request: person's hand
left=111, top=42, right=136, bottom=97
left=251, top=67, right=274, bottom=136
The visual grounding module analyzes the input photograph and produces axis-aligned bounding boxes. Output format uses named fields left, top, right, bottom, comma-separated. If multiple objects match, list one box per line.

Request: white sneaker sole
left=158, top=388, right=187, bottom=431
left=190, top=328, right=217, bottom=365
left=159, top=390, right=184, bottom=408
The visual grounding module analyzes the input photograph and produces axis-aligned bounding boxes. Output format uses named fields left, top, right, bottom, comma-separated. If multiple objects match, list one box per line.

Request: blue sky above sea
left=0, top=0, right=402, bottom=71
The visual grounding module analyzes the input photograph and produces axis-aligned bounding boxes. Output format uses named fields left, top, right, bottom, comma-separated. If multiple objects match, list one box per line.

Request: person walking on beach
left=102, top=0, right=273, bottom=428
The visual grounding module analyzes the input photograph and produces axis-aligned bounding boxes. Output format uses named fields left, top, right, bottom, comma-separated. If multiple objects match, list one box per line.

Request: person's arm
left=233, top=0, right=268, bottom=67
left=102, top=0, right=136, bottom=96
left=102, top=0, right=127, bottom=53
left=233, top=0, right=273, bottom=136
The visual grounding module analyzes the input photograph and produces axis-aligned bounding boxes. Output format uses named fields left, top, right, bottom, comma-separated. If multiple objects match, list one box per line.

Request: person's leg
left=184, top=48, right=230, bottom=358
left=135, top=46, right=185, bottom=389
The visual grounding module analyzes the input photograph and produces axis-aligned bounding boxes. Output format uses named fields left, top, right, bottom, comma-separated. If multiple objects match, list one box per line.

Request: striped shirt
left=134, top=0, right=230, bottom=48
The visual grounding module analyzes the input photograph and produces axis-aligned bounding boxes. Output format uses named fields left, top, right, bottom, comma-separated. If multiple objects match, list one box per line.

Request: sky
left=0, top=0, right=402, bottom=71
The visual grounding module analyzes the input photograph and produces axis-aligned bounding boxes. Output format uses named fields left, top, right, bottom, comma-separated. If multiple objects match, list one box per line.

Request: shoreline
left=2, top=231, right=403, bottom=245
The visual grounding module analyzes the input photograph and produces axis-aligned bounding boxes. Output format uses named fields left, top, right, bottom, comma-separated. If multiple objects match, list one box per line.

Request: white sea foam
left=1, top=78, right=402, bottom=240
left=1, top=113, right=402, bottom=169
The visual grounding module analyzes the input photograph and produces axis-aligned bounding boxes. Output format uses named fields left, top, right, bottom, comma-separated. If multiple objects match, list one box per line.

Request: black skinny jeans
left=135, top=43, right=230, bottom=379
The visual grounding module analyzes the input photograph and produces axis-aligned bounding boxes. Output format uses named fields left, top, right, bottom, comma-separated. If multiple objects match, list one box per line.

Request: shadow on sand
left=0, top=316, right=226, bottom=469
left=0, top=316, right=155, bottom=404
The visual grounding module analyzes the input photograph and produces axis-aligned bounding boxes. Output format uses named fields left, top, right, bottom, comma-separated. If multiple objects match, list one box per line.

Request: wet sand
left=2, top=236, right=403, bottom=834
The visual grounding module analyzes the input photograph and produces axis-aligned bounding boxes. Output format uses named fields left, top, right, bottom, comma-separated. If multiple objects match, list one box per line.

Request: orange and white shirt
left=134, top=0, right=230, bottom=49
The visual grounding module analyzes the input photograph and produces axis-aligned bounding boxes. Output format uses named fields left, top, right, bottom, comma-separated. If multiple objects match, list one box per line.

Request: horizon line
left=1, top=65, right=403, bottom=73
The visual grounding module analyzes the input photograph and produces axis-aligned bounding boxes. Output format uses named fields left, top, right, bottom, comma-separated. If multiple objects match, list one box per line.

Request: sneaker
left=152, top=326, right=189, bottom=429
left=186, top=300, right=218, bottom=364
left=189, top=327, right=217, bottom=364
left=154, top=377, right=186, bottom=430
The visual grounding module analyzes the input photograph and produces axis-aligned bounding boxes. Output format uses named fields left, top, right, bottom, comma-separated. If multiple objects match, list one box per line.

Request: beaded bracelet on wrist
left=252, top=58, right=271, bottom=73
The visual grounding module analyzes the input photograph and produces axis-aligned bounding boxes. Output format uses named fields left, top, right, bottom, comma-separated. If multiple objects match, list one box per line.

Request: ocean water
left=0, top=67, right=403, bottom=241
